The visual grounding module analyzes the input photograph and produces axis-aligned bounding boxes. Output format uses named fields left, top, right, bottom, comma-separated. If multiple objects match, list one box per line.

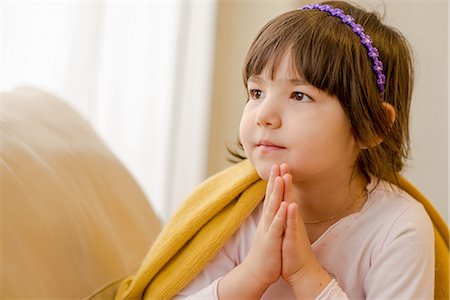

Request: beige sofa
left=1, top=87, right=161, bottom=299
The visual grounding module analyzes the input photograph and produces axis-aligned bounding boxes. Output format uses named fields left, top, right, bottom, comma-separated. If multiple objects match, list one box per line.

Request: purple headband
left=299, top=3, right=386, bottom=94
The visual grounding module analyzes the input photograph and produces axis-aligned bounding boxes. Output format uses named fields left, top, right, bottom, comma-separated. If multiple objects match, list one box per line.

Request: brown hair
left=231, top=0, right=414, bottom=185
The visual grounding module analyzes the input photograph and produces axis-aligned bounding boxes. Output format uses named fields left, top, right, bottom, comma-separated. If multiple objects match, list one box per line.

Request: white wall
left=2, top=1, right=218, bottom=221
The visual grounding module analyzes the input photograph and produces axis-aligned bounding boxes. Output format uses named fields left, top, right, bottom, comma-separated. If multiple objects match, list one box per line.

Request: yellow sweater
left=116, top=160, right=449, bottom=300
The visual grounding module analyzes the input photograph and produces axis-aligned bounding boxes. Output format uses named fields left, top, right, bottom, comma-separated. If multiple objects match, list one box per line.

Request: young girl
left=116, top=1, right=435, bottom=299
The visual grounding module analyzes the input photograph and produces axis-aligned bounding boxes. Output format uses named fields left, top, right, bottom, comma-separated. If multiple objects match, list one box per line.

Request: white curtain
left=2, top=1, right=218, bottom=221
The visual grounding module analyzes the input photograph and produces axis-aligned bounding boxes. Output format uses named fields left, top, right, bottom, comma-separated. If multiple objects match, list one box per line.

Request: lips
left=256, top=139, right=286, bottom=150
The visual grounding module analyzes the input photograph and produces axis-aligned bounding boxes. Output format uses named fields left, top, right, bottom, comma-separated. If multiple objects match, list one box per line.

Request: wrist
left=239, top=261, right=272, bottom=296
left=289, top=263, right=332, bottom=300
left=218, top=262, right=270, bottom=300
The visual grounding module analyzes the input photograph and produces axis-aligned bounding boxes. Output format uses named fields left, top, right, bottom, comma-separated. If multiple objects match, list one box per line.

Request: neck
left=291, top=172, right=369, bottom=225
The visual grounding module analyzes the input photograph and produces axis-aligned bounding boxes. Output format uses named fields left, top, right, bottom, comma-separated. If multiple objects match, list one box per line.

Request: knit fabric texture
left=116, top=160, right=266, bottom=299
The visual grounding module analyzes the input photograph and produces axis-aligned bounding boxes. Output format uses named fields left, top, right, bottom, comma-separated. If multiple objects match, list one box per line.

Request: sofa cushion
left=1, top=87, right=161, bottom=298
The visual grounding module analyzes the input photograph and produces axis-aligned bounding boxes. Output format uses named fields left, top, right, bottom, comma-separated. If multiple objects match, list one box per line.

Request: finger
left=268, top=201, right=288, bottom=237
left=285, top=203, right=310, bottom=244
left=284, top=203, right=299, bottom=248
left=263, top=164, right=280, bottom=211
left=286, top=203, right=298, bottom=231
left=267, top=164, right=280, bottom=197
left=283, top=173, right=295, bottom=204
left=262, top=176, right=284, bottom=228
left=280, top=163, right=289, bottom=176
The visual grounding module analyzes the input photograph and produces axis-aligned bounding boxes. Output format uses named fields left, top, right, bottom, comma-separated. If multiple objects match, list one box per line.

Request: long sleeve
left=172, top=278, right=221, bottom=300
left=316, top=279, right=349, bottom=300
left=363, top=204, right=435, bottom=299
left=172, top=246, right=234, bottom=299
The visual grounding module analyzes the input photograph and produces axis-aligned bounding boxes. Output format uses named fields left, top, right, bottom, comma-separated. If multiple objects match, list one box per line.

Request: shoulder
left=362, top=179, right=434, bottom=253
left=368, top=179, right=432, bottom=225
left=359, top=180, right=435, bottom=299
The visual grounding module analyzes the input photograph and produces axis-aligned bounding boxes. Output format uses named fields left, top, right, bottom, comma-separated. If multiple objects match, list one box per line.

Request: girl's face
left=240, top=55, right=362, bottom=185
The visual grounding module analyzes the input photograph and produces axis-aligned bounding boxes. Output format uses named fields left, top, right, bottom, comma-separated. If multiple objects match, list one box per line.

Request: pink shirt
left=174, top=179, right=435, bottom=299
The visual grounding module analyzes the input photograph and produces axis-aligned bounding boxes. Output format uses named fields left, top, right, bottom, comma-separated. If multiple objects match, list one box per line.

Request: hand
left=280, top=169, right=331, bottom=298
left=280, top=170, right=311, bottom=281
left=218, top=164, right=289, bottom=299
left=242, top=164, right=288, bottom=288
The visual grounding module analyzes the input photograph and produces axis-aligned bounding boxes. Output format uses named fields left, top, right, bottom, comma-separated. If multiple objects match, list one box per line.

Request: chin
left=249, top=159, right=272, bottom=181
left=256, top=167, right=270, bottom=181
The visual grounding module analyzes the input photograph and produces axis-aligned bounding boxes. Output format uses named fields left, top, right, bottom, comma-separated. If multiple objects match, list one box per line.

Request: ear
left=358, top=102, right=396, bottom=149
left=382, top=102, right=396, bottom=125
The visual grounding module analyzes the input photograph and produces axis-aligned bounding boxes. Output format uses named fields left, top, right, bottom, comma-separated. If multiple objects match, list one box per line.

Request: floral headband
left=299, top=3, right=386, bottom=95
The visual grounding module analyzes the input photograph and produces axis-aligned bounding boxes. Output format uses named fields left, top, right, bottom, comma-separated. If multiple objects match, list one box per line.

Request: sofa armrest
left=1, top=87, right=161, bottom=298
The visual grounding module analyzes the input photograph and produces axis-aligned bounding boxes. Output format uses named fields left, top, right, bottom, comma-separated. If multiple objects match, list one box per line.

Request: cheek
left=238, top=117, right=246, bottom=147
left=239, top=108, right=253, bottom=148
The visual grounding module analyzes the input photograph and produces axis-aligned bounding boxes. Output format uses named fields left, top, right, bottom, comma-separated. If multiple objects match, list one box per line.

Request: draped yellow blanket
left=115, top=160, right=449, bottom=300
left=116, top=160, right=266, bottom=299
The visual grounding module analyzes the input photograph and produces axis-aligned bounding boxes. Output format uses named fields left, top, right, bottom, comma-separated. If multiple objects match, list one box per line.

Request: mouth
left=256, top=139, right=286, bottom=150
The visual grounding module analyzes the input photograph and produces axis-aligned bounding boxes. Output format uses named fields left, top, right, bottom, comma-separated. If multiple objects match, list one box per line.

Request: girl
left=116, top=1, right=435, bottom=299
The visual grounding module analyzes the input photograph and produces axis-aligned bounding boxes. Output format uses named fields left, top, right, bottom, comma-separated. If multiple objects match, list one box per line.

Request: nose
left=256, top=97, right=282, bottom=128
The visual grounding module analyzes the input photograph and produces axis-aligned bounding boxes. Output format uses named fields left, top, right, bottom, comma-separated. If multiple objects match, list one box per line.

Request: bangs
left=243, top=9, right=376, bottom=102
left=243, top=33, right=305, bottom=84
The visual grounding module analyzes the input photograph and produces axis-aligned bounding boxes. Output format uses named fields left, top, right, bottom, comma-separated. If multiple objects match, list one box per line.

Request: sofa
left=1, top=87, right=161, bottom=299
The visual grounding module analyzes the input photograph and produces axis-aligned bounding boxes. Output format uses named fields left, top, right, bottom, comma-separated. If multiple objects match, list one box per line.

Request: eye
left=249, top=89, right=264, bottom=100
left=292, top=91, right=312, bottom=102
